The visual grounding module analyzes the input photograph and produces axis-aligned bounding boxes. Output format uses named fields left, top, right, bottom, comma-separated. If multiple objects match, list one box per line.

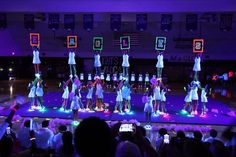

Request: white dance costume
left=62, top=86, right=69, bottom=99
left=116, top=89, right=123, bottom=102
left=94, top=54, right=101, bottom=67
left=160, top=89, right=166, bottom=102
left=28, top=86, right=36, bottom=98
left=193, top=57, right=201, bottom=72
left=36, top=82, right=44, bottom=97
left=33, top=50, right=41, bottom=64
left=86, top=87, right=94, bottom=99
left=153, top=86, right=161, bottom=100
left=184, top=90, right=192, bottom=103
left=122, top=86, right=131, bottom=100
left=144, top=96, right=153, bottom=112
left=68, top=52, right=76, bottom=65
left=156, top=54, right=164, bottom=68
left=96, top=84, right=103, bottom=99
left=122, top=54, right=130, bottom=67
left=70, top=96, right=80, bottom=110
left=201, top=89, right=208, bottom=103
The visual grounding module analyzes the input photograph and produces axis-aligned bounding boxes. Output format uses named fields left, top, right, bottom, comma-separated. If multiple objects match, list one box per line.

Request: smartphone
left=119, top=124, right=135, bottom=133
left=30, top=119, right=33, bottom=130
left=163, top=134, right=170, bottom=144
left=6, top=127, right=11, bottom=135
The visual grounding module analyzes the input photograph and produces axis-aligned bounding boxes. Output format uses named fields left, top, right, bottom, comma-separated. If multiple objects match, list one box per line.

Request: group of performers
left=27, top=35, right=210, bottom=127
left=181, top=53, right=211, bottom=117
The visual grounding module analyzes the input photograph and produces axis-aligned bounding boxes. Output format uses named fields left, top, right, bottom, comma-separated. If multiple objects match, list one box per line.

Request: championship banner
left=93, top=37, right=103, bottom=51
left=155, top=37, right=166, bottom=51
left=120, top=36, right=130, bottom=50
left=67, top=35, right=77, bottom=48
left=193, top=39, right=204, bottom=53
left=30, top=33, right=40, bottom=47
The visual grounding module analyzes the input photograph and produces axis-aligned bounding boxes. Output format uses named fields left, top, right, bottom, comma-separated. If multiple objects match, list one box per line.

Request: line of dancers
left=27, top=45, right=211, bottom=125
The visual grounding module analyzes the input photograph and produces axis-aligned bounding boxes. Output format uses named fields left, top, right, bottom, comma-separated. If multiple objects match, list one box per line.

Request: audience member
left=35, top=120, right=54, bottom=150
left=52, top=125, right=67, bottom=149
left=17, top=120, right=31, bottom=150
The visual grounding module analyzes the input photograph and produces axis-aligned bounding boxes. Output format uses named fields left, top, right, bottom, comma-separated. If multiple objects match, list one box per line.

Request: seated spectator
left=115, top=140, right=142, bottom=157
left=35, top=120, right=54, bottom=150
left=209, top=140, right=230, bottom=157
left=56, top=131, right=75, bottom=157
left=205, top=129, right=222, bottom=143
left=138, top=126, right=151, bottom=143
left=183, top=139, right=212, bottom=157
left=74, top=117, right=113, bottom=157
left=156, top=128, right=167, bottom=152
left=52, top=125, right=67, bottom=149
left=193, top=131, right=203, bottom=141
left=17, top=120, right=31, bottom=150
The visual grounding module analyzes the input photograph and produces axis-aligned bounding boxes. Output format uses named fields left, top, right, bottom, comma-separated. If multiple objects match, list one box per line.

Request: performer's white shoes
left=113, top=110, right=119, bottom=113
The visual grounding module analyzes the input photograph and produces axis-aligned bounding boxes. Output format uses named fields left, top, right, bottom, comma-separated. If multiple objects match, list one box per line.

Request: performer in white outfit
left=70, top=91, right=80, bottom=121
left=94, top=51, right=102, bottom=76
left=60, top=78, right=71, bottom=111
left=35, top=78, right=44, bottom=109
left=182, top=84, right=193, bottom=114
left=68, top=49, right=77, bottom=78
left=86, top=81, right=94, bottom=111
left=95, top=78, right=104, bottom=111
left=153, top=81, right=161, bottom=113
left=200, top=84, right=211, bottom=117
left=156, top=51, right=164, bottom=78
left=32, top=46, right=41, bottom=75
left=122, top=50, right=130, bottom=78
left=191, top=80, right=201, bottom=115
left=114, top=82, right=123, bottom=113
left=160, top=88, right=167, bottom=114
left=28, top=79, right=37, bottom=110
left=193, top=53, right=201, bottom=81
left=122, top=81, right=132, bottom=113
left=143, top=91, right=153, bottom=126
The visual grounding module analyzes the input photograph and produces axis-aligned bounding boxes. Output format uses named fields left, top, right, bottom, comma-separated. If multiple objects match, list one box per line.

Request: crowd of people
left=0, top=114, right=236, bottom=157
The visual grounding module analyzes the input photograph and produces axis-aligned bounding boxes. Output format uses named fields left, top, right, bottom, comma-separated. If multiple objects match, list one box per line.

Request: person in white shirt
left=94, top=51, right=102, bottom=76
left=52, top=125, right=67, bottom=150
left=86, top=81, right=94, bottom=111
left=17, top=120, right=31, bottom=149
left=32, top=46, right=41, bottom=75
left=156, top=51, right=164, bottom=78
left=204, top=129, right=222, bottom=143
left=193, top=53, right=201, bottom=81
left=122, top=50, right=130, bottom=78
left=68, top=48, right=77, bottom=78
left=35, top=120, right=54, bottom=150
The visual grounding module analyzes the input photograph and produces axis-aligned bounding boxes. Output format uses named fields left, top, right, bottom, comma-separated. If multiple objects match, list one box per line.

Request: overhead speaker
left=161, top=14, right=172, bottom=32
left=136, top=14, right=147, bottom=31
left=110, top=14, right=121, bottom=31
left=0, top=13, right=7, bottom=29
left=24, top=14, right=35, bottom=30
left=83, top=14, right=93, bottom=31
left=220, top=14, right=233, bottom=31
left=186, top=14, right=198, bottom=31
left=48, top=14, right=60, bottom=30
